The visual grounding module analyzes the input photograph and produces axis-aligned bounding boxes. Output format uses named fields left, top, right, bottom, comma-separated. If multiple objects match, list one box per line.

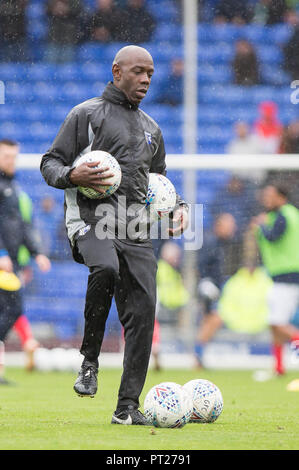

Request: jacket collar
left=101, top=81, right=139, bottom=110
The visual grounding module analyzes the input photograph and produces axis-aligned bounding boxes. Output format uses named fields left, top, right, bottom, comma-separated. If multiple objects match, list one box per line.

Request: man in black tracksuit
left=40, top=45, right=189, bottom=425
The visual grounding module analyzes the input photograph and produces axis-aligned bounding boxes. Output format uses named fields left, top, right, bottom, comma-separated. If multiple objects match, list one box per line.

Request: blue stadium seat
left=148, top=1, right=180, bottom=22
left=256, top=45, right=283, bottom=64
left=142, top=104, right=182, bottom=124
left=26, top=2, right=45, bottom=19
left=262, top=65, right=290, bottom=86
left=198, top=85, right=251, bottom=105
left=197, top=125, right=233, bottom=146
left=266, top=24, right=293, bottom=45
left=152, top=24, right=183, bottom=43
left=77, top=43, right=108, bottom=62
left=0, top=63, right=30, bottom=80
left=198, top=23, right=244, bottom=43
left=240, top=24, right=268, bottom=44
left=198, top=65, right=232, bottom=85
left=79, top=63, right=111, bottom=82
left=197, top=44, right=234, bottom=64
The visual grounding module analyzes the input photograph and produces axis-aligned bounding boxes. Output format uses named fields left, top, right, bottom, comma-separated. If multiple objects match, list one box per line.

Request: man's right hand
left=0, top=255, right=13, bottom=273
left=69, top=161, right=115, bottom=194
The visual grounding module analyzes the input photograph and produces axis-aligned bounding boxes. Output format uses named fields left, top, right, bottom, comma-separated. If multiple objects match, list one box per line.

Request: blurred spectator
left=214, top=0, right=253, bottom=24
left=117, top=0, right=156, bottom=44
left=253, top=101, right=283, bottom=154
left=253, top=0, right=288, bottom=25
left=280, top=119, right=299, bottom=153
left=0, top=0, right=28, bottom=62
left=284, top=8, right=299, bottom=27
left=151, top=241, right=189, bottom=370
left=226, top=121, right=266, bottom=182
left=45, top=0, right=85, bottom=63
left=34, top=196, right=56, bottom=257
left=194, top=213, right=239, bottom=368
left=211, top=175, right=261, bottom=241
left=226, top=121, right=261, bottom=154
left=283, top=25, right=299, bottom=80
left=89, top=0, right=123, bottom=43
left=156, top=58, right=184, bottom=106
left=232, top=39, right=260, bottom=86
left=267, top=120, right=299, bottom=208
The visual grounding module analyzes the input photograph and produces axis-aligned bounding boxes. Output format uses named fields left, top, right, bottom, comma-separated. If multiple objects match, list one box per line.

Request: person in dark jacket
left=232, top=39, right=260, bottom=86
left=0, top=139, right=51, bottom=385
left=40, top=45, right=189, bottom=425
left=89, top=0, right=123, bottom=43
left=45, top=0, right=85, bottom=63
left=117, top=0, right=156, bottom=44
left=0, top=0, right=28, bottom=62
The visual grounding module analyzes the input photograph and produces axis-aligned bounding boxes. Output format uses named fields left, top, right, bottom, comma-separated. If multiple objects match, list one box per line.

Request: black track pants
left=74, top=226, right=157, bottom=409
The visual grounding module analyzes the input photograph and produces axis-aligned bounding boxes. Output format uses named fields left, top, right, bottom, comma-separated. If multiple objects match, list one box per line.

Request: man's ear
left=112, top=63, right=121, bottom=82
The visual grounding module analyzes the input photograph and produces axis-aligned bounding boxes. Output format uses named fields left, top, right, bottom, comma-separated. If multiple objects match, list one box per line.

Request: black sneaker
left=111, top=405, right=149, bottom=425
left=73, top=360, right=98, bottom=398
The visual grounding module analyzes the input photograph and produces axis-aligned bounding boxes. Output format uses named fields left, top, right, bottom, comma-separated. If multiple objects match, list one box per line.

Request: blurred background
left=2, top=0, right=299, bottom=371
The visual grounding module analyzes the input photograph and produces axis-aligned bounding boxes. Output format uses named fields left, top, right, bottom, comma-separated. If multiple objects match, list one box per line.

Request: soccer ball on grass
left=143, top=382, right=193, bottom=428
left=183, top=379, right=223, bottom=423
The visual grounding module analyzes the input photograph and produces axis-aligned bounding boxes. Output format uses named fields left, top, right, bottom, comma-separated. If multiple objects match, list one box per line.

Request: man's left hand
left=168, top=206, right=189, bottom=237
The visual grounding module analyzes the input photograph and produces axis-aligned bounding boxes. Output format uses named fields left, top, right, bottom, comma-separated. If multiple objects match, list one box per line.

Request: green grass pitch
left=0, top=367, right=298, bottom=450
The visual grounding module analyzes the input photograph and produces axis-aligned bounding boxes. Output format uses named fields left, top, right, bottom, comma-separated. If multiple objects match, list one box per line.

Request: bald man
left=41, top=45, right=189, bottom=425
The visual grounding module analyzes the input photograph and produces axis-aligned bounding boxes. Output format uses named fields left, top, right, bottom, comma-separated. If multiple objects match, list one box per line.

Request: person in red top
left=253, top=101, right=283, bottom=154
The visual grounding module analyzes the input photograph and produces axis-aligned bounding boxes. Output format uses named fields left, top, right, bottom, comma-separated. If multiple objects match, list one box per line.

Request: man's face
left=113, top=54, right=154, bottom=105
left=0, top=143, right=18, bottom=177
left=261, top=185, right=285, bottom=211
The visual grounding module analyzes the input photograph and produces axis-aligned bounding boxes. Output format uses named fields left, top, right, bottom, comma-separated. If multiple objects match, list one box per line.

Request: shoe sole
left=73, top=387, right=96, bottom=398
left=76, top=393, right=95, bottom=398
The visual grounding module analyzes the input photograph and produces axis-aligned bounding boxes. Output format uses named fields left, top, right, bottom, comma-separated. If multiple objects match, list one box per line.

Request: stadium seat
left=197, top=44, right=234, bottom=64
left=198, top=23, right=244, bottom=43
left=152, top=24, right=183, bottom=43
left=266, top=23, right=293, bottom=45
left=147, top=1, right=180, bottom=22
left=198, top=65, right=232, bottom=85
left=256, top=45, right=283, bottom=64
left=262, top=65, right=290, bottom=87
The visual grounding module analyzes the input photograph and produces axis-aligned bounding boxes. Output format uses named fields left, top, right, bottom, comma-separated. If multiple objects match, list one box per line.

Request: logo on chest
left=144, top=131, right=152, bottom=145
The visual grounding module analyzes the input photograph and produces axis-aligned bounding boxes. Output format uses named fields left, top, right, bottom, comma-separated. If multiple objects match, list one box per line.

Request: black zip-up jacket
left=0, top=171, right=42, bottom=271
left=40, top=82, right=186, bottom=244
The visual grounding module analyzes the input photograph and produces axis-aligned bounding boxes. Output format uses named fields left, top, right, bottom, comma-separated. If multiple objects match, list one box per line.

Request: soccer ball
left=183, top=379, right=223, bottom=423
left=146, top=173, right=177, bottom=221
left=74, top=150, right=122, bottom=199
left=143, top=382, right=193, bottom=428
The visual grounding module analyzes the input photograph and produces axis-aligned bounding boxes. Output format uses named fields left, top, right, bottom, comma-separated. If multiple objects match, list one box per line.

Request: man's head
left=214, top=213, right=236, bottom=240
left=234, top=121, right=249, bottom=139
left=0, top=139, right=19, bottom=177
left=260, top=183, right=289, bottom=211
left=96, top=0, right=113, bottom=10
left=112, top=45, right=154, bottom=105
left=160, top=241, right=182, bottom=268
